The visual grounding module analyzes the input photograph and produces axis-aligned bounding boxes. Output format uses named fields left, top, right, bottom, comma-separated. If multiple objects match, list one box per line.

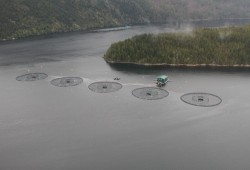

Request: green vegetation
left=0, top=0, right=147, bottom=40
left=1, top=0, right=250, bottom=40
left=104, top=25, right=250, bottom=66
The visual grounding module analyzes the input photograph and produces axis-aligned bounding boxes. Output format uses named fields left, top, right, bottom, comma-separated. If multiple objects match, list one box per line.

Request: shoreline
left=0, top=25, right=133, bottom=42
left=2, top=18, right=250, bottom=42
left=106, top=61, right=250, bottom=68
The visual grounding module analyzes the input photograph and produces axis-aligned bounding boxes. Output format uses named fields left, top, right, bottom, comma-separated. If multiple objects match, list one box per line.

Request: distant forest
left=104, top=25, right=250, bottom=66
left=1, top=0, right=250, bottom=40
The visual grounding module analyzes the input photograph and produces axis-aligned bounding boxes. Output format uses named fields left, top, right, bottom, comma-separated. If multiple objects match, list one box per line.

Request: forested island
left=104, top=25, right=250, bottom=66
left=2, top=0, right=250, bottom=40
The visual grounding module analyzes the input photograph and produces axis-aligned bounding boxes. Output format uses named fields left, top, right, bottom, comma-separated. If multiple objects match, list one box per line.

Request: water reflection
left=1, top=21, right=250, bottom=170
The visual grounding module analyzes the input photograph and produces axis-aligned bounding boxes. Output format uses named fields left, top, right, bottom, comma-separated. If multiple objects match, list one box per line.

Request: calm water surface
left=1, top=22, right=250, bottom=170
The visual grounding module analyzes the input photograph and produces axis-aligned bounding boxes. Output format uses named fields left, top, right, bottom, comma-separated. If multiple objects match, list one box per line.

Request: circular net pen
left=51, top=77, right=83, bottom=87
left=88, top=82, right=122, bottom=93
left=16, top=73, right=48, bottom=81
left=132, top=87, right=169, bottom=100
left=181, top=93, right=222, bottom=107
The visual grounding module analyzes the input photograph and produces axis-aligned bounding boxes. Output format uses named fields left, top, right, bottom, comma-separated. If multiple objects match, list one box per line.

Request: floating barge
left=155, top=75, right=168, bottom=87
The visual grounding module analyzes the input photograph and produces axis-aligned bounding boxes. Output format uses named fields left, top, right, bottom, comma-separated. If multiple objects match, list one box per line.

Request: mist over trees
left=1, top=0, right=250, bottom=39
left=104, top=25, right=250, bottom=66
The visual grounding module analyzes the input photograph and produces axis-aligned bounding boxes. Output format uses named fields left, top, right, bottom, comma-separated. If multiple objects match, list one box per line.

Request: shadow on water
left=108, top=63, right=250, bottom=75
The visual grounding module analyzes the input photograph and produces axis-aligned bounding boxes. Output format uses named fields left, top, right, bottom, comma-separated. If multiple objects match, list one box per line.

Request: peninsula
left=104, top=25, right=250, bottom=67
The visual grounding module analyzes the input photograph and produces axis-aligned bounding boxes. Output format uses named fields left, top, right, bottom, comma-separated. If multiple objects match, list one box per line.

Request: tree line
left=2, top=0, right=250, bottom=40
left=104, top=25, right=250, bottom=65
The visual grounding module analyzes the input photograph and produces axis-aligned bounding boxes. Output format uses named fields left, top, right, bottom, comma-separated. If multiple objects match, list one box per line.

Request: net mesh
left=51, top=77, right=83, bottom=87
left=16, top=73, right=48, bottom=81
left=132, top=87, right=169, bottom=100
left=88, top=82, right=122, bottom=93
left=181, top=92, right=222, bottom=107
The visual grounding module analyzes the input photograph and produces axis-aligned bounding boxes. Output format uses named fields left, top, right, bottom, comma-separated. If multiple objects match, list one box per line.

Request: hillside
left=0, top=0, right=146, bottom=40
left=1, top=0, right=250, bottom=40
left=104, top=25, right=250, bottom=66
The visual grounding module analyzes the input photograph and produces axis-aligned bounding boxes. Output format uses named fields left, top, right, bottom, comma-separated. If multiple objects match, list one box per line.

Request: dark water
left=1, top=21, right=250, bottom=170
